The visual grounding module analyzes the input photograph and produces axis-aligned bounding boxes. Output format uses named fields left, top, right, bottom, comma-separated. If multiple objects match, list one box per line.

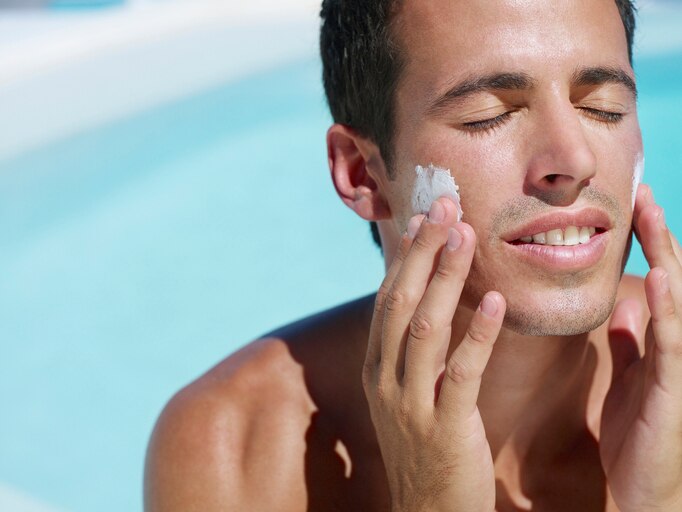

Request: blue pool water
left=0, top=30, right=681, bottom=512
left=0, top=57, right=385, bottom=512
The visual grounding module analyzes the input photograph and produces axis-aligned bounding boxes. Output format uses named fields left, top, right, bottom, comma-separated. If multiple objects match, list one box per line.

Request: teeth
left=546, top=229, right=564, bottom=246
left=517, top=226, right=599, bottom=246
left=532, top=232, right=546, bottom=244
left=546, top=229, right=564, bottom=245
left=564, top=226, right=579, bottom=246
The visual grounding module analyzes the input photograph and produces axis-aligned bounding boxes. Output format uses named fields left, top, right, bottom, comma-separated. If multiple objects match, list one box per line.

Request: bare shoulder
left=144, top=295, right=375, bottom=512
left=144, top=337, right=316, bottom=511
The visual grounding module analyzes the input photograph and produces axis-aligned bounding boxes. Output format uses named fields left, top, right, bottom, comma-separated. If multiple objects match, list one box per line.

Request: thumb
left=607, top=298, right=643, bottom=386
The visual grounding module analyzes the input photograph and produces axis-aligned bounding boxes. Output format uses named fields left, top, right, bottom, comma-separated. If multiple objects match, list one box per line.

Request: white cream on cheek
left=411, top=164, right=463, bottom=221
left=632, top=153, right=644, bottom=209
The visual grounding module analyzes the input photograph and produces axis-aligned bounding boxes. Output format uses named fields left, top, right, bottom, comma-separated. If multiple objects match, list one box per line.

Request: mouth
left=501, top=209, right=612, bottom=271
left=509, top=226, right=606, bottom=246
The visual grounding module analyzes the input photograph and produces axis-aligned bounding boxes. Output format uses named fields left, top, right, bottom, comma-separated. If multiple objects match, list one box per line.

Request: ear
left=326, top=124, right=392, bottom=221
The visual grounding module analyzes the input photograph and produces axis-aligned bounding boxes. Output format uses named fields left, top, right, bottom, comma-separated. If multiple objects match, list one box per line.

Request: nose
left=523, top=101, right=597, bottom=205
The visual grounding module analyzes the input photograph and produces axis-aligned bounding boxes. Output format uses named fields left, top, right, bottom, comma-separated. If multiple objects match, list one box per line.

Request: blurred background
left=0, top=1, right=680, bottom=511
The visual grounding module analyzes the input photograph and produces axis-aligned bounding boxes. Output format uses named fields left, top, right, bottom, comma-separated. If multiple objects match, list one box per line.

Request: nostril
left=546, top=174, right=559, bottom=183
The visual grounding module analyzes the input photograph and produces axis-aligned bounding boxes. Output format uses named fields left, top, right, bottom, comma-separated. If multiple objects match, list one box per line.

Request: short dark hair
left=320, top=0, right=637, bottom=250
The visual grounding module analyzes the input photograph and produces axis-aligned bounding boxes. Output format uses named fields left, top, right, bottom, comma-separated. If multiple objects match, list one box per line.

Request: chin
left=501, top=284, right=618, bottom=336
left=465, top=227, right=633, bottom=337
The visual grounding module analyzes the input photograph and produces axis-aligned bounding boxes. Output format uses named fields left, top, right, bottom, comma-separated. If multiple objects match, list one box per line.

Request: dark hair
left=320, top=0, right=637, bottom=250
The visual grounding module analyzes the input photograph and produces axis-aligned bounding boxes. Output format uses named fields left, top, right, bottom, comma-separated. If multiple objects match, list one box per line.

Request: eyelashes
left=579, top=107, right=625, bottom=124
left=461, top=112, right=514, bottom=134
left=460, top=107, right=626, bottom=136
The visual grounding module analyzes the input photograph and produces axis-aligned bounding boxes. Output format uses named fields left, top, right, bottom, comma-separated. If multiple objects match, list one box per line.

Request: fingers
left=378, top=199, right=465, bottom=384
left=637, top=204, right=677, bottom=272
left=607, top=298, right=643, bottom=386
left=632, top=183, right=651, bottom=239
left=402, top=223, right=476, bottom=404
left=645, top=268, right=682, bottom=398
left=365, top=194, right=505, bottom=428
left=436, top=292, right=506, bottom=420
left=366, top=215, right=424, bottom=369
left=633, top=186, right=682, bottom=305
left=632, top=184, right=682, bottom=398
left=670, top=230, right=682, bottom=264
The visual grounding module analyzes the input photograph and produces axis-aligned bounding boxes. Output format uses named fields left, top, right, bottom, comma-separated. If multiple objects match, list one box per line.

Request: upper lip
left=502, top=208, right=613, bottom=242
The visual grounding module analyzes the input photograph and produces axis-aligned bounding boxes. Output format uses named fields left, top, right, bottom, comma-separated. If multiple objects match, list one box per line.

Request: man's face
left=385, top=0, right=642, bottom=335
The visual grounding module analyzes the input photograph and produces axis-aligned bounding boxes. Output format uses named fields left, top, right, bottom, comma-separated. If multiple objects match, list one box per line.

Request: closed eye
left=461, top=111, right=514, bottom=134
left=579, top=107, right=625, bottom=124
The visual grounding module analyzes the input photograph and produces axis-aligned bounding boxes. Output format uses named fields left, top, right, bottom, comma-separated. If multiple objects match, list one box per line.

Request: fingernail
left=446, top=227, right=462, bottom=251
left=428, top=201, right=445, bottom=224
left=481, top=294, right=498, bottom=317
left=645, top=185, right=654, bottom=203
left=407, top=216, right=422, bottom=239
left=659, top=271, right=670, bottom=294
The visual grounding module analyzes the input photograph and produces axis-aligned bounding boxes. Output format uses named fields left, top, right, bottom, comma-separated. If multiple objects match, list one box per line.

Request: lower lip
left=505, top=231, right=609, bottom=271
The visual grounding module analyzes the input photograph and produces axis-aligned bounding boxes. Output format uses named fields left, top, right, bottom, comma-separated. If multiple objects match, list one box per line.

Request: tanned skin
left=145, top=1, right=682, bottom=510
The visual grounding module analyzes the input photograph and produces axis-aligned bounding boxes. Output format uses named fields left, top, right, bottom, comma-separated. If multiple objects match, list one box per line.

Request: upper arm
left=144, top=385, right=243, bottom=512
left=144, top=339, right=314, bottom=512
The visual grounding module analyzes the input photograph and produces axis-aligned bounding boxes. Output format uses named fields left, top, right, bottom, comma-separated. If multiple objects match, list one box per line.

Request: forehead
left=393, top=0, right=631, bottom=96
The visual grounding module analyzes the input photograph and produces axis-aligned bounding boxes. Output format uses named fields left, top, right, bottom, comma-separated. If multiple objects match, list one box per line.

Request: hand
left=362, top=197, right=506, bottom=512
left=600, top=185, right=682, bottom=511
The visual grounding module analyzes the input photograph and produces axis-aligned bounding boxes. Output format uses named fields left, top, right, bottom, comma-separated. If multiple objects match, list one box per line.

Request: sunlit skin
left=377, top=0, right=640, bottom=335
left=144, top=1, right=682, bottom=511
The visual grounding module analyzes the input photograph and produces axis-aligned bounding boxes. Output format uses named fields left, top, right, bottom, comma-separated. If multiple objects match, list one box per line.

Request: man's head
left=322, top=0, right=642, bottom=336
left=321, top=0, right=636, bottom=244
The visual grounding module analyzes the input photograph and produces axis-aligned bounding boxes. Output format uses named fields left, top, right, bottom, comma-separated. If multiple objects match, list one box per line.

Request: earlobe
left=326, top=124, right=391, bottom=221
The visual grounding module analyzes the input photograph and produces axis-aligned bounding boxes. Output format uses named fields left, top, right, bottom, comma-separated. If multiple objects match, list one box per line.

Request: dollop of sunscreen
left=412, top=164, right=463, bottom=222
left=632, top=153, right=644, bottom=209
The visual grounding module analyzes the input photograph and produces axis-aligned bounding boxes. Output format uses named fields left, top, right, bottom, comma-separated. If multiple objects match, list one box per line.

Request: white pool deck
left=1, top=0, right=682, bottom=165
left=0, top=0, right=320, bottom=163
left=0, top=1, right=681, bottom=511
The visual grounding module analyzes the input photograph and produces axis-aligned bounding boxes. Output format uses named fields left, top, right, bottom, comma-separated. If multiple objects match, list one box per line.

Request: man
left=144, top=0, right=682, bottom=510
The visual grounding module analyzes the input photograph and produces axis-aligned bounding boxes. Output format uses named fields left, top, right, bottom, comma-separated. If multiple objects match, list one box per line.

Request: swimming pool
left=0, top=4, right=680, bottom=512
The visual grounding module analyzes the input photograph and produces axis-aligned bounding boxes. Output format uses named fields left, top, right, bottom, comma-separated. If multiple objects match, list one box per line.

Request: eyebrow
left=572, top=66, right=638, bottom=99
left=426, top=72, right=537, bottom=116
left=425, top=66, right=637, bottom=117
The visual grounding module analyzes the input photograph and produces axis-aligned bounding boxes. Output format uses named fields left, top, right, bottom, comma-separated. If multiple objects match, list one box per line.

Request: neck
left=450, top=306, right=598, bottom=462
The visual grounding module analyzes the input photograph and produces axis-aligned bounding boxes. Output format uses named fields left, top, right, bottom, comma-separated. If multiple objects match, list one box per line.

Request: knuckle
left=395, top=238, right=411, bottom=260
left=653, top=294, right=677, bottom=322
left=466, top=321, right=491, bottom=346
left=411, top=231, right=435, bottom=252
left=445, top=358, right=477, bottom=384
left=374, top=369, right=393, bottom=404
left=661, top=303, right=677, bottom=320
left=409, top=311, right=433, bottom=341
left=433, top=262, right=456, bottom=281
left=375, top=284, right=390, bottom=311
left=374, top=382, right=388, bottom=404
left=385, top=287, right=412, bottom=314
left=396, top=395, right=412, bottom=424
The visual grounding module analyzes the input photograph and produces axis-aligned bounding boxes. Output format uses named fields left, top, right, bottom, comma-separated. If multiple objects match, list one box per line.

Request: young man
left=145, top=1, right=682, bottom=510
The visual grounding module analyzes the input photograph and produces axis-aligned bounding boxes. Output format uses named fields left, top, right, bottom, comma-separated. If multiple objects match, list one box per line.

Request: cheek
left=592, top=127, right=643, bottom=216
left=405, top=129, right=520, bottom=224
